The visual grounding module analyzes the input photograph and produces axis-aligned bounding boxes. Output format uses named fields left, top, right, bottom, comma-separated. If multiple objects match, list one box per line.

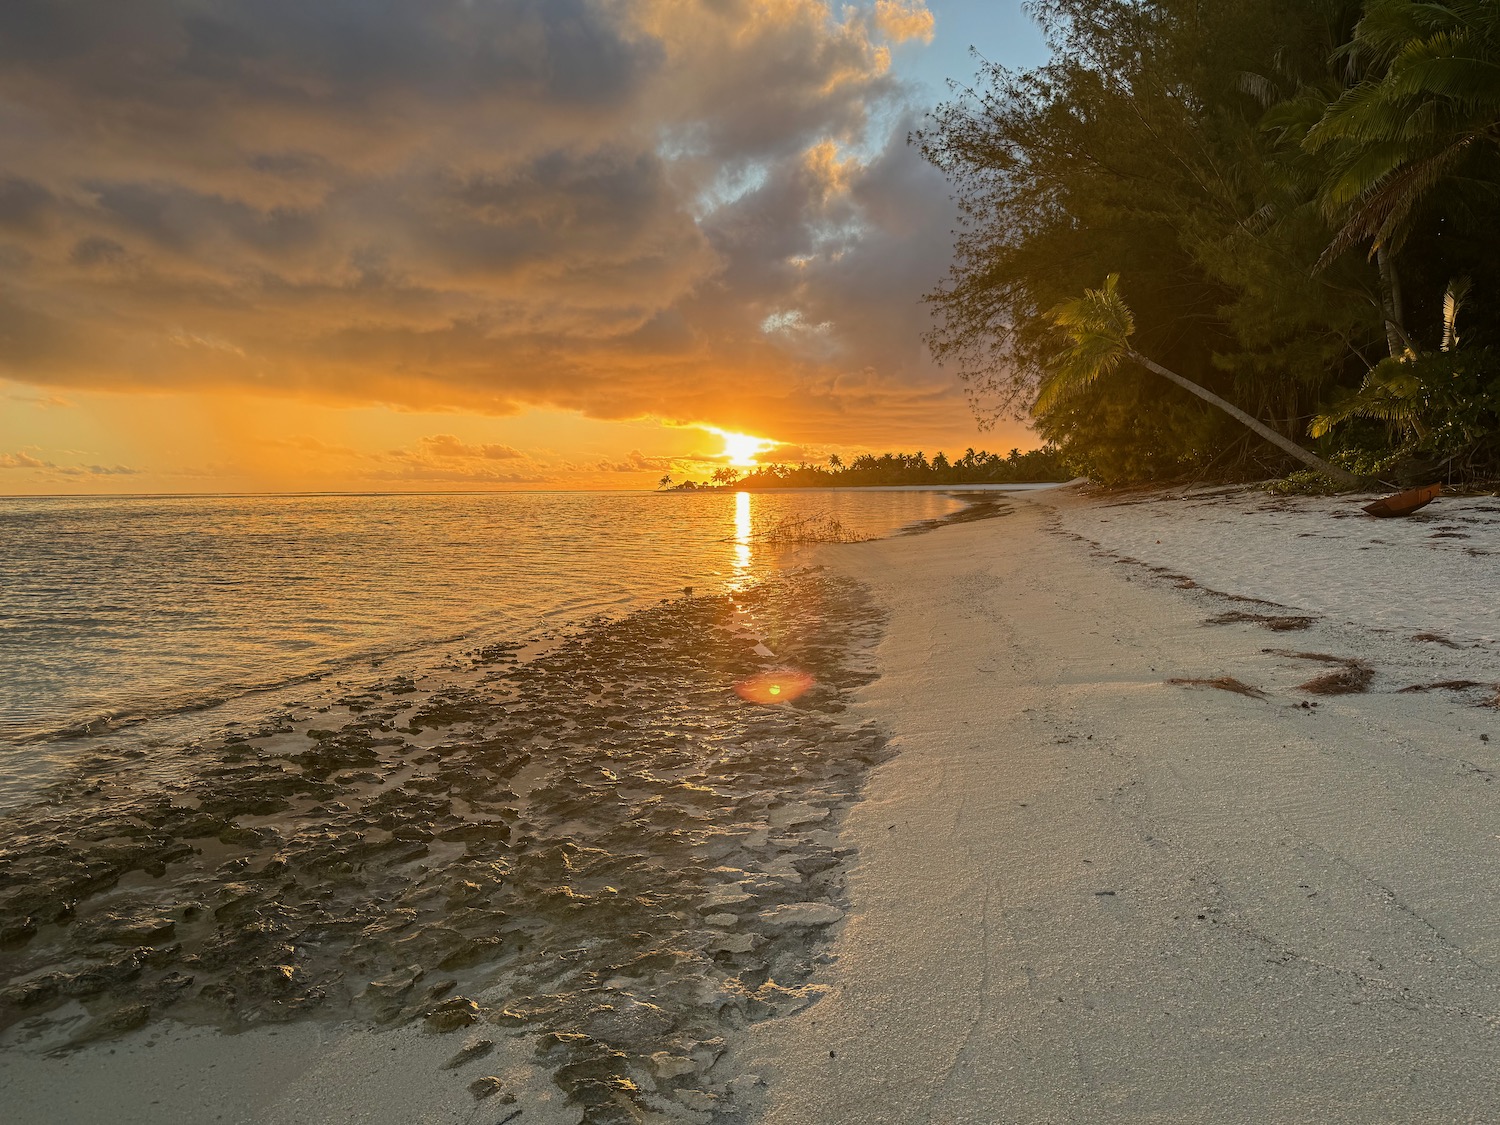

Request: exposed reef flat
left=0, top=567, right=887, bottom=1123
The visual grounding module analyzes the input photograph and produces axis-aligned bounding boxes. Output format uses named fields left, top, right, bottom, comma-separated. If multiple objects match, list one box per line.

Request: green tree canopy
left=918, top=0, right=1500, bottom=484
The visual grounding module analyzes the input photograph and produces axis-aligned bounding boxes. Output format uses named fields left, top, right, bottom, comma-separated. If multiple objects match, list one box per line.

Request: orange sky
left=0, top=1, right=1039, bottom=494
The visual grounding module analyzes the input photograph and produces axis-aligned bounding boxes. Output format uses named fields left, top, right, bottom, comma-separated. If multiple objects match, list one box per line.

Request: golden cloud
left=873, top=0, right=936, bottom=44
left=0, top=1, right=977, bottom=448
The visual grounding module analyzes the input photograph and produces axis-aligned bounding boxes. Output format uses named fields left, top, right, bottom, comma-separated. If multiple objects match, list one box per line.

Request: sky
left=0, top=1, right=1049, bottom=494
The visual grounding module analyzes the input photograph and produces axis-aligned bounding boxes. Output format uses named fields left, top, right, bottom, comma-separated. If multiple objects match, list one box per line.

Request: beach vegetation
left=736, top=445, right=1069, bottom=487
left=662, top=446, right=1069, bottom=490
left=1262, top=468, right=1355, bottom=496
left=919, top=0, right=1500, bottom=485
left=745, top=512, right=867, bottom=544
left=1310, top=274, right=1500, bottom=478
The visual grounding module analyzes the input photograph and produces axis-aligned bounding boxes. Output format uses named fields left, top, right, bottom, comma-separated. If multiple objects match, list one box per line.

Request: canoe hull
left=1362, top=483, right=1440, bottom=518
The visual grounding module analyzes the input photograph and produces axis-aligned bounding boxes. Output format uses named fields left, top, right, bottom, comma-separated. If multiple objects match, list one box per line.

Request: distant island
left=658, top=447, right=1066, bottom=490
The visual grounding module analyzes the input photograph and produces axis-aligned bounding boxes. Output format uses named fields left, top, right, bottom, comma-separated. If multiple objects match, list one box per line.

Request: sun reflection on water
left=733, top=490, right=752, bottom=580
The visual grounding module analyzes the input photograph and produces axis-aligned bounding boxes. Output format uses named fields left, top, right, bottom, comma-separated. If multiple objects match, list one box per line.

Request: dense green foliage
left=918, top=0, right=1500, bottom=484
left=663, top=447, right=1069, bottom=490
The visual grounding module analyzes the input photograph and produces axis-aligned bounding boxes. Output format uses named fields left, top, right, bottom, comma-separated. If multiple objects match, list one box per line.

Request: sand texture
left=739, top=488, right=1500, bottom=1123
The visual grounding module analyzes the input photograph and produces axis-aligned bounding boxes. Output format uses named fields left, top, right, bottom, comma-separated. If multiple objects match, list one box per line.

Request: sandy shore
left=5, top=485, right=1499, bottom=1122
left=737, top=487, right=1500, bottom=1122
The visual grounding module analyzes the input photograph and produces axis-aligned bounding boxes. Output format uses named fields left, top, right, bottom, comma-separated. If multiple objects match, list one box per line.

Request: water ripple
left=0, top=489, right=959, bottom=743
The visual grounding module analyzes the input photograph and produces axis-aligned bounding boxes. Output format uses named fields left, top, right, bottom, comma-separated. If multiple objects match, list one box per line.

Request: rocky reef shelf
left=0, top=567, right=889, bottom=1123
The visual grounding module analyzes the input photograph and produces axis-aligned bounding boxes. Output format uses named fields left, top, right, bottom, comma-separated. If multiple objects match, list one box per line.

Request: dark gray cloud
left=0, top=0, right=966, bottom=443
left=0, top=178, right=52, bottom=231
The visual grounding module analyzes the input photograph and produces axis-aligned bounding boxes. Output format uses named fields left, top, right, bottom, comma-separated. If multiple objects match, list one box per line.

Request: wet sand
left=738, top=488, right=1500, bottom=1122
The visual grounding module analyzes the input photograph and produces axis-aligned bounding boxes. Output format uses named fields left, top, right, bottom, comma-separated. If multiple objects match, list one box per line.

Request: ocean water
left=0, top=488, right=962, bottom=745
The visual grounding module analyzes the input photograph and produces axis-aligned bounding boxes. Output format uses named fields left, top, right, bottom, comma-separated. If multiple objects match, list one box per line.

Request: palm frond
left=1317, top=137, right=1475, bottom=264
left=1442, top=275, right=1471, bottom=350
left=1308, top=356, right=1426, bottom=436
left=1035, top=274, right=1135, bottom=415
left=1308, top=0, right=1500, bottom=259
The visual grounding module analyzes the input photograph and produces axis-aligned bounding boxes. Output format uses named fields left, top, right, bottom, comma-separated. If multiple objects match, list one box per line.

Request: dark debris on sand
left=1263, top=649, right=1376, bottom=696
left=1204, top=611, right=1317, bottom=632
left=0, top=569, right=888, bottom=1122
left=1166, top=676, right=1269, bottom=700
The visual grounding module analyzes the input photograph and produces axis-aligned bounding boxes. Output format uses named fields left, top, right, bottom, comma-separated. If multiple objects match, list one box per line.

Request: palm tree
left=1038, top=276, right=1361, bottom=487
left=657, top=474, right=673, bottom=490
left=1306, top=0, right=1500, bottom=264
left=1310, top=276, right=1481, bottom=444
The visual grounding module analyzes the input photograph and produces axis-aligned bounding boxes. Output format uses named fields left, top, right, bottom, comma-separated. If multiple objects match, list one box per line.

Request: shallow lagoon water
left=0, top=489, right=961, bottom=745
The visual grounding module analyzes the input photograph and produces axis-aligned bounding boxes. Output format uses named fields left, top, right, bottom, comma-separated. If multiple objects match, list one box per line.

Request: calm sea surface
left=0, top=489, right=963, bottom=745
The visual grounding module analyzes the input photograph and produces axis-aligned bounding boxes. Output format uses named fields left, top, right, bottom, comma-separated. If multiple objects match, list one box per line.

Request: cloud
left=60, top=463, right=142, bottom=476
left=0, top=1, right=966, bottom=445
left=596, top=448, right=678, bottom=473
left=259, top=434, right=362, bottom=456
left=419, top=434, right=523, bottom=460
left=366, top=463, right=551, bottom=484
left=758, top=443, right=818, bottom=464
left=6, top=390, right=72, bottom=409
left=369, top=432, right=547, bottom=482
left=873, top=1, right=936, bottom=43
left=0, top=449, right=48, bottom=468
left=0, top=448, right=140, bottom=475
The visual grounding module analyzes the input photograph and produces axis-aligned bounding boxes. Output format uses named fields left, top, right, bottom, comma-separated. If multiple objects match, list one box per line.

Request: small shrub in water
left=751, top=513, right=865, bottom=544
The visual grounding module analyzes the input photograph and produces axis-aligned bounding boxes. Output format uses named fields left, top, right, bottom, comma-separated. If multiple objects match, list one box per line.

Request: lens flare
left=734, top=668, right=815, bottom=705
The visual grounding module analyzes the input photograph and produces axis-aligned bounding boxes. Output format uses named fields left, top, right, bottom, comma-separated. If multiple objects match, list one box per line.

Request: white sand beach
left=738, top=486, right=1500, bottom=1123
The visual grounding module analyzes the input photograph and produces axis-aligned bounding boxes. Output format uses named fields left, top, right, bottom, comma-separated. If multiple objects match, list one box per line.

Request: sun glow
left=705, top=427, right=775, bottom=467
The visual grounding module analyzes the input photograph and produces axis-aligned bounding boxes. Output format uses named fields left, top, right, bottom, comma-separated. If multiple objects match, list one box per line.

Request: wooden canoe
left=1362, top=482, right=1440, bottom=518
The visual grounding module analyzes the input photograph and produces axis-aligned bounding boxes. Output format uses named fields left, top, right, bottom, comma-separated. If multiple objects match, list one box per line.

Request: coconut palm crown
left=1035, top=274, right=1136, bottom=416
left=1306, top=0, right=1500, bottom=262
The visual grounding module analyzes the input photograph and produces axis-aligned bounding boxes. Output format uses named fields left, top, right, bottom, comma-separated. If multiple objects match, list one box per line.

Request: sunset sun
left=708, top=428, right=776, bottom=467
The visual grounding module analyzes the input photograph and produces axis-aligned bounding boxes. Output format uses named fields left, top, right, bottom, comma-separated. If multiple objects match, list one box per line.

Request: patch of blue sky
left=900, top=0, right=1049, bottom=100
left=856, top=1, right=1052, bottom=161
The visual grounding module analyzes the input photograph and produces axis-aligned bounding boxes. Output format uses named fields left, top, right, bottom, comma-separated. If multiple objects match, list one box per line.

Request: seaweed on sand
left=1398, top=680, right=1490, bottom=693
left=1166, top=676, right=1268, bottom=699
left=1205, top=611, right=1317, bottom=632
left=1263, top=649, right=1376, bottom=695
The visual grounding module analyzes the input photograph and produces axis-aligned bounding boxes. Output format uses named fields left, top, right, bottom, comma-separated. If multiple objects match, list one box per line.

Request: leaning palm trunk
left=1126, top=350, right=1361, bottom=486
left=1376, top=248, right=1409, bottom=358
left=1040, top=275, right=1363, bottom=489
